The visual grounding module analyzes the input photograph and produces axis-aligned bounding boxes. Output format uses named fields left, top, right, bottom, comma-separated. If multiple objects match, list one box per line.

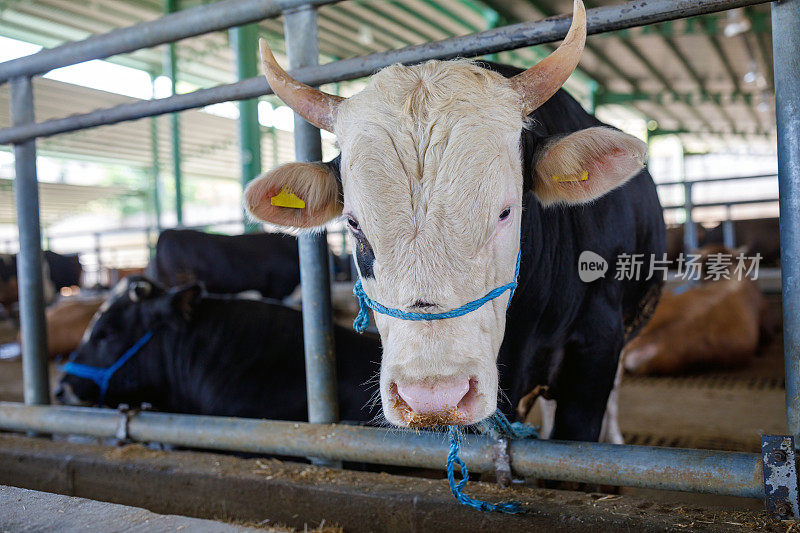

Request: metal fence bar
left=0, top=0, right=772, bottom=146
left=773, top=0, right=800, bottom=443
left=656, top=173, right=777, bottom=187
left=9, top=77, right=49, bottom=405
left=285, top=7, right=339, bottom=445
left=663, top=198, right=779, bottom=210
left=683, top=181, right=698, bottom=252
left=723, top=217, right=736, bottom=248
left=0, top=402, right=764, bottom=499
left=0, top=0, right=340, bottom=85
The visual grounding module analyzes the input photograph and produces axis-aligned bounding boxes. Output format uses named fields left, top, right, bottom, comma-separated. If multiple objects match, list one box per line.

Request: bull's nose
left=395, top=377, right=472, bottom=426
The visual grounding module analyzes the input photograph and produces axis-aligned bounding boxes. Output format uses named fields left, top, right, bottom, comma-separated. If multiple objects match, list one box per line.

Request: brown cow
left=17, top=297, right=104, bottom=358
left=622, top=258, right=770, bottom=376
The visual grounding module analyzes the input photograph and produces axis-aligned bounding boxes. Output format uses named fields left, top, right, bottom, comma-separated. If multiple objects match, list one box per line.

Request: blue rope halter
left=349, top=249, right=537, bottom=513
left=352, top=250, right=521, bottom=333
left=61, top=330, right=154, bottom=407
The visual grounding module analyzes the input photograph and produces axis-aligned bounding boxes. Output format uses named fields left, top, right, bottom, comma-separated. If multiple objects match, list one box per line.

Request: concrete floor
left=0, top=485, right=284, bottom=532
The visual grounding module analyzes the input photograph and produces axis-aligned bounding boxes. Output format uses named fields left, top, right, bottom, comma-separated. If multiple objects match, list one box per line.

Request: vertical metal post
left=773, top=0, right=800, bottom=443
left=681, top=147, right=697, bottom=254
left=10, top=76, right=49, bottom=405
left=683, top=181, right=697, bottom=252
left=231, top=23, right=262, bottom=234
left=164, top=0, right=182, bottom=226
left=94, top=232, right=103, bottom=286
left=271, top=127, right=279, bottom=167
left=722, top=207, right=736, bottom=249
left=283, top=6, right=339, bottom=452
left=150, top=113, right=162, bottom=232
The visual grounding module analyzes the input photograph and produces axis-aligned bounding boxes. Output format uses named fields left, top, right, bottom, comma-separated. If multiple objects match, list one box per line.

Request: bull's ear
left=169, top=283, right=203, bottom=322
left=245, top=157, right=342, bottom=230
left=531, top=127, right=647, bottom=206
left=143, top=282, right=203, bottom=327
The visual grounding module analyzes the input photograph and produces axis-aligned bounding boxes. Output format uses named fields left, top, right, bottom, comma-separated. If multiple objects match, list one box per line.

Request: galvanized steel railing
left=0, top=0, right=798, bottom=509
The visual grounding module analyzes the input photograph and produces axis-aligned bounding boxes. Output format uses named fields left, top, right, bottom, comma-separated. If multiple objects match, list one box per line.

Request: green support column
left=150, top=116, right=162, bottom=232
left=149, top=75, right=162, bottom=233
left=231, top=24, right=262, bottom=233
left=164, top=0, right=182, bottom=225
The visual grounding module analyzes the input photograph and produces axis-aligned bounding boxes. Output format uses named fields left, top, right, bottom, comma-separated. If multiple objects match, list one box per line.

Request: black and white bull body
left=241, top=0, right=663, bottom=442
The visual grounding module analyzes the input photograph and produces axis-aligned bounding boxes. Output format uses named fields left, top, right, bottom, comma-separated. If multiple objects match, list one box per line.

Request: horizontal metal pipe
left=0, top=402, right=763, bottom=498
left=656, top=173, right=778, bottom=187
left=0, top=0, right=340, bottom=84
left=0, top=0, right=771, bottom=145
left=663, top=198, right=778, bottom=210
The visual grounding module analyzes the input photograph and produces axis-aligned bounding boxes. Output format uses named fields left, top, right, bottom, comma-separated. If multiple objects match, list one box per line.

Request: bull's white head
left=245, top=0, right=647, bottom=427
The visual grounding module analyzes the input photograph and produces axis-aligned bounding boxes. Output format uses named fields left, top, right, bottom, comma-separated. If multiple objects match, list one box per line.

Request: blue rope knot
left=446, top=411, right=537, bottom=514
left=352, top=250, right=521, bottom=333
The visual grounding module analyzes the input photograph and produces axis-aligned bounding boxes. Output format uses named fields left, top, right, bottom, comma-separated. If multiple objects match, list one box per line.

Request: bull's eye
left=347, top=216, right=361, bottom=233
left=499, top=207, right=512, bottom=221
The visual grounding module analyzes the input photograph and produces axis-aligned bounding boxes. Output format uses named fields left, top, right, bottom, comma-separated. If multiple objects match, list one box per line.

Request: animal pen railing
left=0, top=0, right=797, bottom=519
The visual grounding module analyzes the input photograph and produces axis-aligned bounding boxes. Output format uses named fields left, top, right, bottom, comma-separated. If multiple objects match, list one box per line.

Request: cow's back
left=150, top=229, right=300, bottom=299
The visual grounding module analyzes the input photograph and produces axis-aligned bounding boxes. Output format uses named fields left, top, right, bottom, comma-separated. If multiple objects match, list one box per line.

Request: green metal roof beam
left=325, top=5, right=415, bottom=50
left=597, top=91, right=754, bottom=106
left=477, top=0, right=689, bottom=127
left=579, top=0, right=718, bottom=134
left=353, top=2, right=442, bottom=46
left=746, top=7, right=774, bottom=92
left=706, top=31, right=765, bottom=134
left=657, top=34, right=738, bottom=132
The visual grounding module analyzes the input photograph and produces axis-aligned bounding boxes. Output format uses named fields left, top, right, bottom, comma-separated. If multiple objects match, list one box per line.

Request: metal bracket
left=115, top=404, right=133, bottom=444
left=761, top=434, right=800, bottom=520
left=115, top=403, right=150, bottom=445
left=492, top=437, right=512, bottom=489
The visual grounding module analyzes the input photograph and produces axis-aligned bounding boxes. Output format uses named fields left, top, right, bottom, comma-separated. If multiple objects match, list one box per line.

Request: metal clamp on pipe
left=492, top=438, right=513, bottom=489
left=761, top=435, right=799, bottom=520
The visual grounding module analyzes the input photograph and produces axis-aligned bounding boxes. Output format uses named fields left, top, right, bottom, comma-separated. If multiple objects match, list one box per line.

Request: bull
left=56, top=277, right=380, bottom=421
left=245, top=0, right=664, bottom=441
left=147, top=229, right=300, bottom=300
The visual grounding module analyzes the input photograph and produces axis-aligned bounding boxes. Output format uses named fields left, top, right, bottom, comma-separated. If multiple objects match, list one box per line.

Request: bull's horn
left=510, top=0, right=586, bottom=115
left=259, top=38, right=343, bottom=132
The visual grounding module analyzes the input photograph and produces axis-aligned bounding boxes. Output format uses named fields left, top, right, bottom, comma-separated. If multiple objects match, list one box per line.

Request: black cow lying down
left=56, top=277, right=380, bottom=422
left=147, top=229, right=301, bottom=300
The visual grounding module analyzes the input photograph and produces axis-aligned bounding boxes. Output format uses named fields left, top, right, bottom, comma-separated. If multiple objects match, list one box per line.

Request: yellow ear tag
left=553, top=170, right=589, bottom=183
left=270, top=186, right=306, bottom=209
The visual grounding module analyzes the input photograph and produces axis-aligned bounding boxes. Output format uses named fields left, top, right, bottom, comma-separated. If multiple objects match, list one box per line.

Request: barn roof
left=0, top=0, right=775, bottom=139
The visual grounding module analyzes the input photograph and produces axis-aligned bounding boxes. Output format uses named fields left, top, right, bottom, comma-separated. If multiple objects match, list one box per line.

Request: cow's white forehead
left=335, top=60, right=523, bottom=247
left=333, top=60, right=524, bottom=308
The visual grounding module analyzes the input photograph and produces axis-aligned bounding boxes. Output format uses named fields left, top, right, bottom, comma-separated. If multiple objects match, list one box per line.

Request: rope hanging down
left=447, top=411, right=537, bottom=514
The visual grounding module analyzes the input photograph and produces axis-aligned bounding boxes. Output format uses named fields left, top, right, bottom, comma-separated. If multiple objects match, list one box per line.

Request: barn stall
left=0, top=0, right=796, bottom=530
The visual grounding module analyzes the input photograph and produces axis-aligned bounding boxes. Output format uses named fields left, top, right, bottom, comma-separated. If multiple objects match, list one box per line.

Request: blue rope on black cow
left=60, top=330, right=154, bottom=407
left=446, top=411, right=538, bottom=514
